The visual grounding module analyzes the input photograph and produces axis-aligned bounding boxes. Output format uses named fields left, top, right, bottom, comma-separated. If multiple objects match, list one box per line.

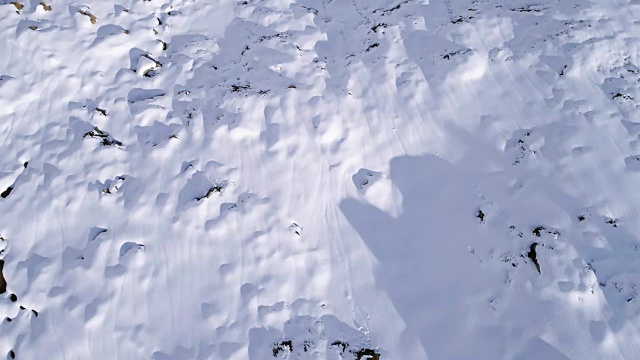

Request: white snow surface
left=2, top=0, right=640, bottom=359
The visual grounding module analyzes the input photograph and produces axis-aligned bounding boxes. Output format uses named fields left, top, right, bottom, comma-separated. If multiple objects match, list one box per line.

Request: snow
left=2, top=0, right=640, bottom=359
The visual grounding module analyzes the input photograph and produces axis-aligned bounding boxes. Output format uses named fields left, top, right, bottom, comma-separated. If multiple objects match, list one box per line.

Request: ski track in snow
left=2, top=0, right=640, bottom=359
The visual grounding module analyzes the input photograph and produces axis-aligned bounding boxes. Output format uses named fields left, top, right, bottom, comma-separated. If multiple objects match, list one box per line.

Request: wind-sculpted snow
left=2, top=0, right=640, bottom=358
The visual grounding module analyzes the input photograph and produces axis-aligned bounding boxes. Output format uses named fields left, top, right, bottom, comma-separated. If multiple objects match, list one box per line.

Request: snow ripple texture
left=1, top=0, right=640, bottom=359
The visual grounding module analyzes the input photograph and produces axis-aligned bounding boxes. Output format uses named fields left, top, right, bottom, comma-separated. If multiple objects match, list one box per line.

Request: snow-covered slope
left=2, top=0, right=640, bottom=358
